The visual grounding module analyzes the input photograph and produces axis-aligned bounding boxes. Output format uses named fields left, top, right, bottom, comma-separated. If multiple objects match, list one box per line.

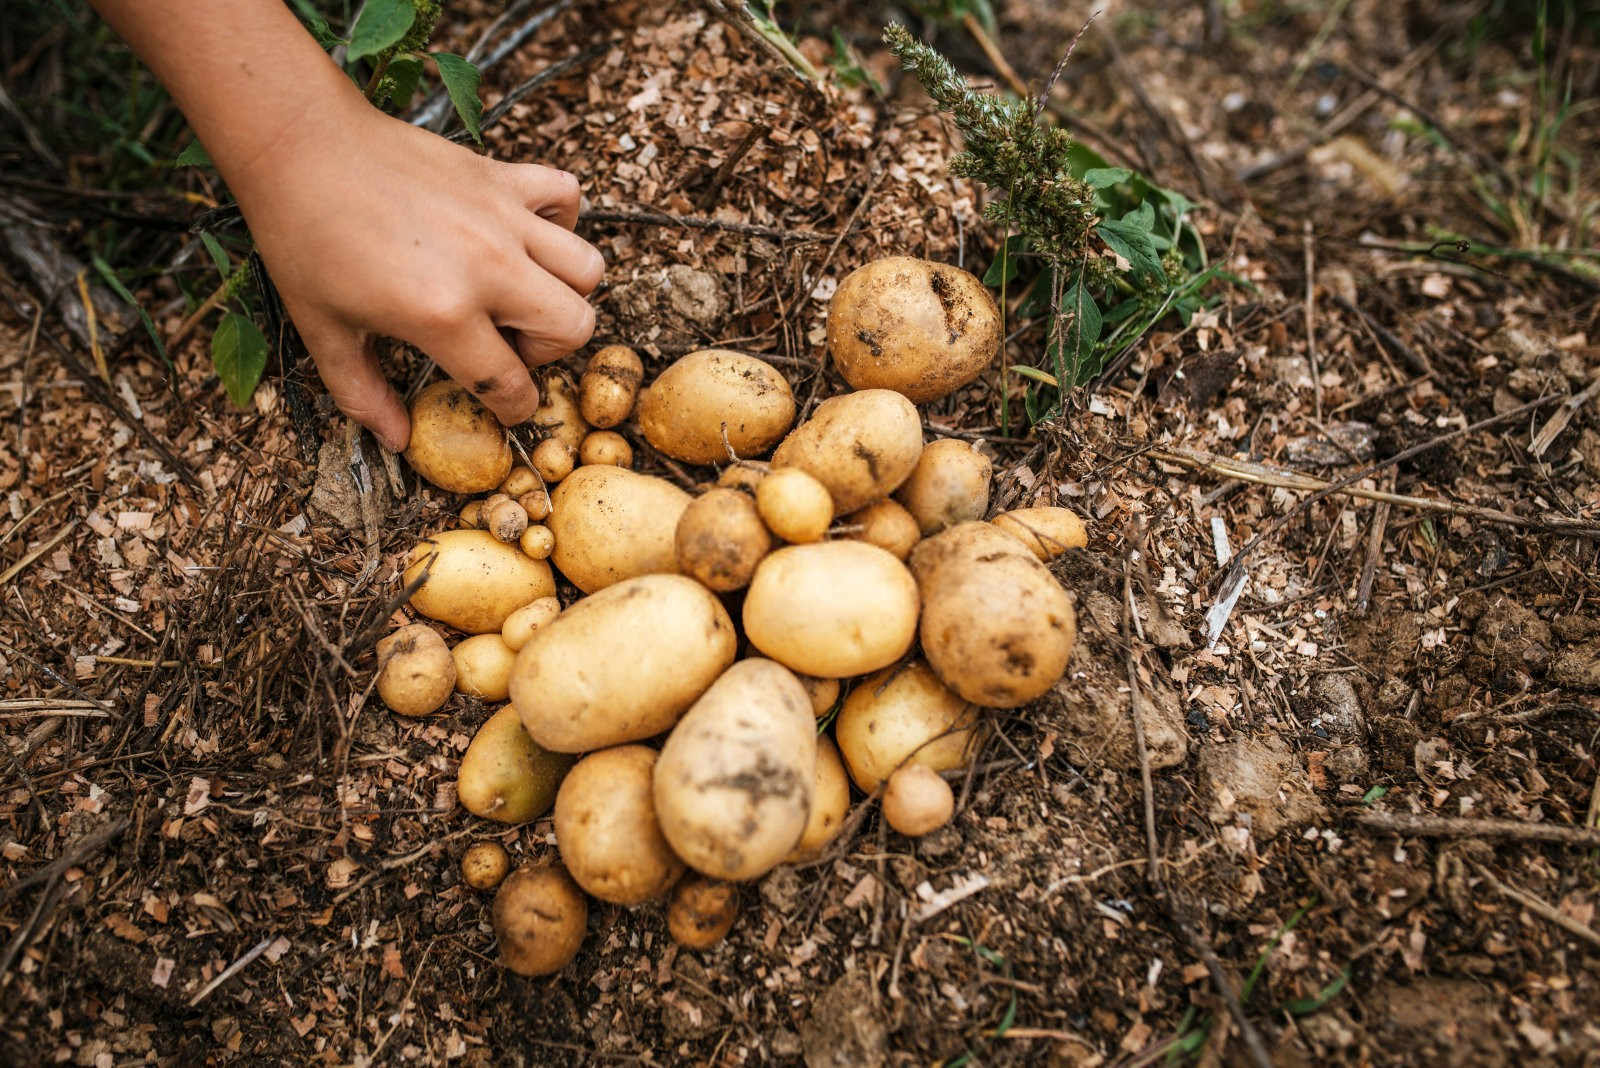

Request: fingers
left=299, top=316, right=410, bottom=451
left=504, top=163, right=582, bottom=231
left=491, top=262, right=597, bottom=369
left=422, top=316, right=542, bottom=427
left=526, top=215, right=605, bottom=296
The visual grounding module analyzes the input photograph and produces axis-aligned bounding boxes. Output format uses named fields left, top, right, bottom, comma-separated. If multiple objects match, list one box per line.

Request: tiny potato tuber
left=578, top=430, right=633, bottom=468
left=458, top=500, right=484, bottom=529
left=532, top=372, right=588, bottom=452
left=500, top=466, right=538, bottom=498
left=485, top=497, right=529, bottom=543
left=460, top=841, right=511, bottom=890
left=755, top=467, right=833, bottom=544
left=667, top=876, right=738, bottom=950
left=882, top=764, right=954, bottom=836
left=519, top=524, right=555, bottom=560
left=844, top=498, right=921, bottom=560
left=531, top=438, right=576, bottom=484
left=501, top=596, right=560, bottom=652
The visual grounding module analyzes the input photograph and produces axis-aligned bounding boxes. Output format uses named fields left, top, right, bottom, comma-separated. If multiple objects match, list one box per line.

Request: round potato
left=403, top=381, right=512, bottom=493
left=675, top=488, right=772, bottom=592
left=519, top=524, right=554, bottom=560
left=755, top=467, right=833, bottom=544
left=548, top=465, right=692, bottom=593
left=531, top=438, right=576, bottom=484
left=797, top=674, right=840, bottom=718
left=834, top=661, right=978, bottom=792
left=493, top=865, right=587, bottom=977
left=485, top=497, right=529, bottom=543
left=743, top=542, right=919, bottom=678
left=579, top=345, right=644, bottom=428
left=518, top=487, right=552, bottom=522
left=501, top=596, right=560, bottom=652
left=511, top=574, right=737, bottom=752
left=826, top=256, right=1001, bottom=403
left=911, top=522, right=1076, bottom=707
left=452, top=633, right=517, bottom=701
left=404, top=529, right=555, bottom=634
left=895, top=439, right=992, bottom=535
left=844, top=498, right=920, bottom=560
left=461, top=841, right=511, bottom=890
left=555, top=746, right=684, bottom=905
left=770, top=389, right=923, bottom=514
left=654, top=659, right=817, bottom=880
left=579, top=430, right=632, bottom=468
left=532, top=372, right=588, bottom=452
left=668, top=876, right=738, bottom=950
left=638, top=349, right=796, bottom=464
left=457, top=704, right=574, bottom=823
left=990, top=506, right=1088, bottom=560
left=376, top=624, right=455, bottom=717
left=786, top=735, right=850, bottom=862
left=501, top=466, right=538, bottom=498
left=716, top=463, right=768, bottom=495
left=882, top=764, right=954, bottom=837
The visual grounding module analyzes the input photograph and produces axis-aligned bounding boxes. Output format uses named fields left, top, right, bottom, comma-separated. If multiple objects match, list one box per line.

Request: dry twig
left=1354, top=811, right=1600, bottom=848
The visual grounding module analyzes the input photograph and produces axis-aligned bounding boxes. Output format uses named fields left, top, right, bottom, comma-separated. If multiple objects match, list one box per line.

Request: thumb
left=299, top=317, right=410, bottom=452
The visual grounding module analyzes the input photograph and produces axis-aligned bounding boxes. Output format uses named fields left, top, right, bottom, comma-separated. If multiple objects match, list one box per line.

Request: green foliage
left=431, top=52, right=484, bottom=144
left=211, top=311, right=270, bottom=408
left=348, top=0, right=418, bottom=62
left=828, top=31, right=884, bottom=96
left=173, top=139, right=212, bottom=167
left=745, top=0, right=823, bottom=81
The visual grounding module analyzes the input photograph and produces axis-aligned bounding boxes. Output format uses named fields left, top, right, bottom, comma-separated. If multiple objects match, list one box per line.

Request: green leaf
left=983, top=234, right=1025, bottom=287
left=288, top=0, right=341, bottom=48
left=1285, top=967, right=1351, bottom=1016
left=199, top=232, right=230, bottom=279
left=348, top=0, right=416, bottom=61
left=1096, top=218, right=1164, bottom=279
left=1017, top=269, right=1055, bottom=318
left=1082, top=167, right=1133, bottom=188
left=432, top=52, right=483, bottom=144
left=1065, top=140, right=1112, bottom=179
left=386, top=54, right=425, bottom=110
left=211, top=311, right=269, bottom=408
left=174, top=139, right=212, bottom=167
left=1360, top=785, right=1388, bottom=805
left=1054, top=279, right=1102, bottom=385
left=1122, top=201, right=1158, bottom=232
left=91, top=255, right=171, bottom=373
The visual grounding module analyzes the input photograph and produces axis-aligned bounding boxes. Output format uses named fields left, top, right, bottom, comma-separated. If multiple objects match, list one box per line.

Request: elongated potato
left=493, top=865, right=586, bottom=977
left=786, top=735, right=850, bottom=862
left=532, top=372, right=588, bottom=452
left=403, top=381, right=512, bottom=493
left=895, top=439, right=992, bottom=535
left=404, top=529, right=556, bottom=634
left=579, top=344, right=644, bottom=428
left=990, top=506, right=1088, bottom=560
left=501, top=596, right=560, bottom=652
left=675, top=488, right=772, bottom=592
left=844, top=498, right=921, bottom=560
left=555, top=746, right=684, bottom=905
left=654, top=659, right=816, bottom=880
left=547, top=465, right=692, bottom=593
left=452, top=633, right=518, bottom=701
left=770, top=390, right=923, bottom=513
left=457, top=704, right=574, bottom=823
left=743, top=541, right=919, bottom=678
left=911, top=522, right=1076, bottom=707
left=638, top=349, right=796, bottom=464
left=834, top=661, right=978, bottom=791
left=511, top=574, right=737, bottom=752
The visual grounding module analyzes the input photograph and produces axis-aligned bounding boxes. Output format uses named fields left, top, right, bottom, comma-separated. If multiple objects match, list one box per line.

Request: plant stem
left=363, top=53, right=394, bottom=102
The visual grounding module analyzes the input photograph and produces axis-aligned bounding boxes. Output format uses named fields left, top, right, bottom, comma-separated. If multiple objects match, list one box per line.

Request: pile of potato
left=375, top=255, right=1088, bottom=976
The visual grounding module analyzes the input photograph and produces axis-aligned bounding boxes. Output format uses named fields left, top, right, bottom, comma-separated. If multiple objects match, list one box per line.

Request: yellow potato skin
left=638, top=349, right=796, bottom=464
left=548, top=466, right=692, bottom=593
left=452, top=633, right=517, bottom=701
left=404, top=529, right=556, bottom=634
left=457, top=704, right=574, bottom=824
left=376, top=624, right=456, bottom=717
left=532, top=372, right=589, bottom=452
left=493, top=865, right=587, bottom=977
left=579, top=344, right=644, bottom=429
left=674, top=488, right=772, bottom=592
left=844, top=498, right=921, bottom=560
left=554, top=746, right=684, bottom=905
left=667, top=876, right=738, bottom=950
left=895, top=439, right=993, bottom=535
left=403, top=381, right=512, bottom=493
left=882, top=764, right=954, bottom=837
left=990, top=506, right=1088, bottom=560
left=834, top=661, right=978, bottom=792
left=770, top=389, right=923, bottom=514
left=785, top=735, right=851, bottom=862
left=755, top=467, right=833, bottom=544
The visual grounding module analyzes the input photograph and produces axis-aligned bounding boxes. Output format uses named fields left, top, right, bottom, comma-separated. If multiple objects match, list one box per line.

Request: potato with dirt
left=786, top=735, right=851, bottom=862
left=895, top=438, right=992, bottom=535
left=493, top=864, right=587, bottom=977
left=638, top=349, right=796, bottom=463
left=518, top=524, right=554, bottom=560
left=755, top=467, right=833, bottom=543
left=451, top=633, right=518, bottom=701
left=376, top=624, right=455, bottom=717
left=554, top=745, right=684, bottom=905
left=653, top=659, right=817, bottom=880
left=667, top=876, right=738, bottom=950
left=484, top=495, right=529, bottom=543
left=511, top=574, right=737, bottom=752
left=579, top=344, right=644, bottom=428
left=460, top=841, right=511, bottom=890
left=882, top=764, right=954, bottom=836
left=578, top=430, right=632, bottom=468
left=547, top=465, right=692, bottom=593
left=990, top=506, right=1087, bottom=560
left=457, top=704, right=574, bottom=824
left=674, top=487, right=772, bottom=592
left=769, top=389, right=923, bottom=513
left=404, top=529, right=555, bottom=634
left=403, top=381, right=513, bottom=493
left=834, top=661, right=978, bottom=791
left=531, top=438, right=576, bottom=484
left=532, top=371, right=589, bottom=452
left=826, top=256, right=1001, bottom=403
left=844, top=498, right=921, bottom=560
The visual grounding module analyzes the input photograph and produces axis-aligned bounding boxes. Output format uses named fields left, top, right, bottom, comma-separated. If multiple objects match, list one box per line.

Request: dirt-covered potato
left=501, top=466, right=538, bottom=497
left=493, top=865, right=587, bottom=977
left=579, top=344, right=644, bottom=428
left=531, top=438, right=576, bottom=484
left=882, top=764, right=954, bottom=836
left=532, top=372, right=589, bottom=452
left=458, top=500, right=484, bottom=529
left=786, top=735, right=850, bottom=862
left=548, top=465, right=692, bottom=593
left=518, top=487, right=552, bottom=522
left=461, top=841, right=511, bottom=890
left=716, top=463, right=768, bottom=495
left=404, top=529, right=556, bottom=634
left=826, top=256, right=1001, bottom=403
left=376, top=624, right=455, bottom=717
left=770, top=389, right=923, bottom=513
left=797, top=674, right=840, bottom=718
left=457, top=704, right=574, bottom=823
left=675, top=488, right=772, bottom=592
left=485, top=497, right=529, bottom=543
left=511, top=574, right=737, bottom=752
left=403, top=381, right=513, bottom=493
left=654, top=659, right=816, bottom=880
left=452, top=633, right=517, bottom=701
left=911, top=522, right=1076, bottom=707
left=554, top=746, right=684, bottom=905
left=895, top=439, right=993, bottom=535
left=638, top=349, right=796, bottom=464
left=844, top=498, right=921, bottom=560
left=667, top=876, right=738, bottom=950
left=990, top=506, right=1087, bottom=560
left=743, top=541, right=919, bottom=678
left=500, top=596, right=560, bottom=652
left=518, top=524, right=554, bottom=560
left=834, top=661, right=978, bottom=791
left=578, top=430, right=632, bottom=468
left=755, top=467, right=833, bottom=544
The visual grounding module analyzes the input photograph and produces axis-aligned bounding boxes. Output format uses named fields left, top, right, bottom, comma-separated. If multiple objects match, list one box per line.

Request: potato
left=518, top=486, right=552, bottom=522
left=826, top=256, right=1001, bottom=403
left=743, top=542, right=919, bottom=678
left=654, top=659, right=817, bottom=880
left=461, top=841, right=511, bottom=890
left=895, top=439, right=992, bottom=535
left=404, top=529, right=555, bottom=634
left=910, top=522, right=1076, bottom=707
left=844, top=498, right=920, bottom=560
left=519, top=524, right=554, bottom=561
left=457, top=704, right=574, bottom=823
left=532, top=371, right=588, bottom=452
left=667, top=876, right=738, bottom=950
left=531, top=438, right=576, bottom=484
left=717, top=463, right=768, bottom=495
left=797, top=675, right=840, bottom=718
left=452, top=633, right=517, bottom=701
left=376, top=624, right=455, bottom=717
left=548, top=465, right=692, bottom=593
left=578, top=430, right=632, bottom=468
left=501, top=596, right=560, bottom=652
left=458, top=500, right=484, bottom=529
left=638, top=349, right=796, bottom=464
left=786, top=736, right=850, bottom=862
left=990, top=506, right=1087, bottom=560
left=403, top=381, right=512, bottom=493
left=511, top=574, right=737, bottom=752
left=834, top=661, right=978, bottom=791
left=501, top=466, right=538, bottom=497
left=675, top=488, right=772, bottom=592
left=882, top=764, right=954, bottom=837
left=493, top=865, right=587, bottom=977
left=770, top=389, right=923, bottom=514
left=755, top=467, right=833, bottom=543
left=485, top=497, right=529, bottom=543
left=579, top=344, right=644, bottom=428
left=555, top=746, right=684, bottom=905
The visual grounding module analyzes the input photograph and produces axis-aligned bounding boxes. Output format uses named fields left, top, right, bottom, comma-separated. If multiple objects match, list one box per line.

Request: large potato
left=555, top=746, right=683, bottom=905
left=743, top=541, right=918, bottom=678
left=770, top=390, right=923, bottom=513
left=654, top=659, right=816, bottom=880
left=786, top=735, right=851, bottom=863
left=674, top=488, right=772, bottom=592
left=990, top=506, right=1088, bottom=560
left=404, top=529, right=555, bottom=634
left=493, top=865, right=587, bottom=977
left=895, top=439, right=992, bottom=535
left=826, top=256, right=1001, bottom=403
left=547, top=465, right=692, bottom=593
left=638, top=349, right=796, bottom=464
left=403, top=381, right=512, bottom=493
left=911, top=522, right=1076, bottom=707
left=457, top=704, right=574, bottom=823
left=511, top=574, right=737, bottom=752
left=834, top=661, right=978, bottom=791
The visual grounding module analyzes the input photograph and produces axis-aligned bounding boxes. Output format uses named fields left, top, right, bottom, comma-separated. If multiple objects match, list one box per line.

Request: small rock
left=1552, top=615, right=1600, bottom=643
left=1198, top=736, right=1322, bottom=840
left=1309, top=674, right=1366, bottom=742
left=1325, top=744, right=1369, bottom=783
left=1376, top=677, right=1412, bottom=713
left=1548, top=640, right=1600, bottom=690
left=1283, top=421, right=1377, bottom=466
left=663, top=265, right=729, bottom=329
left=800, top=972, right=887, bottom=1068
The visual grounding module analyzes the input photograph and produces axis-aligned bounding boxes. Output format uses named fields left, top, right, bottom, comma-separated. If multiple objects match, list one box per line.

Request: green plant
left=744, top=0, right=822, bottom=82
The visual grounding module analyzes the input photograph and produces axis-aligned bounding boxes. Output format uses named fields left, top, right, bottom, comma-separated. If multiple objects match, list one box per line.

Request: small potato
left=667, top=876, right=738, bottom=950
left=895, top=439, right=993, bottom=535
left=638, top=349, right=796, bottom=464
left=376, top=624, right=455, bottom=717
left=797, top=675, right=840, bottom=718
left=501, top=466, right=538, bottom=498
left=990, top=506, right=1088, bottom=560
left=403, top=381, right=512, bottom=493
left=461, top=841, right=511, bottom=890
left=532, top=372, right=588, bottom=452
left=579, top=430, right=632, bottom=468
left=844, top=499, right=920, bottom=560
left=654, top=659, right=816, bottom=880
left=882, top=764, right=954, bottom=837
left=834, top=661, right=978, bottom=792
left=493, top=865, right=587, bottom=977
left=519, top=524, right=555, bottom=560
left=675, top=488, right=772, bottom=592
left=548, top=466, right=692, bottom=593
left=786, top=736, right=850, bottom=862
left=755, top=467, right=833, bottom=544
left=579, top=344, right=644, bottom=428
left=485, top=497, right=529, bottom=543
left=404, top=530, right=555, bottom=634
left=716, top=463, right=768, bottom=494
left=501, top=596, right=560, bottom=652
left=457, top=704, right=574, bottom=823
left=531, top=438, right=576, bottom=484
left=826, top=256, right=1001, bottom=403
left=518, top=487, right=552, bottom=522
left=770, top=390, right=923, bottom=513
left=555, top=746, right=684, bottom=905
left=743, top=542, right=919, bottom=678
left=452, top=633, right=518, bottom=701
left=458, top=500, right=484, bottom=529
